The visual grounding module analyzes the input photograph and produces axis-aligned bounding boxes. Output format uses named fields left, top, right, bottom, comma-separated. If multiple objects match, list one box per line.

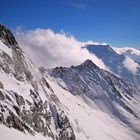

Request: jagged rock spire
left=0, top=24, right=18, bottom=47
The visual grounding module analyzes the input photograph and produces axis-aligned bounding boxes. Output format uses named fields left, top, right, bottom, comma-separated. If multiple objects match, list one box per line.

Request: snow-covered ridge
left=49, top=59, right=140, bottom=118
left=45, top=59, right=140, bottom=140
left=0, top=24, right=75, bottom=140
left=0, top=24, right=140, bottom=140
left=0, top=24, right=18, bottom=47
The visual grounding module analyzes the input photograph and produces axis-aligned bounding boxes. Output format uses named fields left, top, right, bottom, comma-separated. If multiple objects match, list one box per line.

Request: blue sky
left=0, top=0, right=140, bottom=48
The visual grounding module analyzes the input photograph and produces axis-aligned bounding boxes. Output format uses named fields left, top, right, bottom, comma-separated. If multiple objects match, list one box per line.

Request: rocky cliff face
left=0, top=24, right=75, bottom=140
left=0, top=24, right=18, bottom=47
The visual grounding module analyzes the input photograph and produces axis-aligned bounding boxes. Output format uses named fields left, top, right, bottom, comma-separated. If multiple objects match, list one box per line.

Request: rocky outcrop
left=0, top=88, right=75, bottom=140
left=0, top=24, right=18, bottom=47
left=0, top=81, right=4, bottom=89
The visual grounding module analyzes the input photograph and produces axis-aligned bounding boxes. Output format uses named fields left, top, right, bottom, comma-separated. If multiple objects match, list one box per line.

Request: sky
left=0, top=0, right=140, bottom=48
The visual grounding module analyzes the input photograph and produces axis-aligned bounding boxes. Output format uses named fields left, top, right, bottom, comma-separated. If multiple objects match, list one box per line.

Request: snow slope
left=40, top=59, right=140, bottom=140
left=45, top=74, right=140, bottom=140
left=0, top=125, right=51, bottom=140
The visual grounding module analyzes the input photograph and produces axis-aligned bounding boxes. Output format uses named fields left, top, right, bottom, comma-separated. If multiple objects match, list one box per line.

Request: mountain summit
left=0, top=24, right=18, bottom=47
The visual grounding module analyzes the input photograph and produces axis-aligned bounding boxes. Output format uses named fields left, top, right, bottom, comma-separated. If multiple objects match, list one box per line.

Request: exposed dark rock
left=0, top=24, right=18, bottom=47
left=0, top=91, right=5, bottom=100
left=57, top=110, right=75, bottom=140
left=14, top=92, right=25, bottom=106
left=0, top=81, right=4, bottom=89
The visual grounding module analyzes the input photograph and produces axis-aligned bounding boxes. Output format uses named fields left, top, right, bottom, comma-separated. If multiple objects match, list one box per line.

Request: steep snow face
left=85, top=44, right=140, bottom=85
left=114, top=47, right=140, bottom=64
left=46, top=60, right=140, bottom=140
left=48, top=60, right=140, bottom=117
left=45, top=76, right=140, bottom=140
left=0, top=40, right=13, bottom=57
left=0, top=24, right=75, bottom=140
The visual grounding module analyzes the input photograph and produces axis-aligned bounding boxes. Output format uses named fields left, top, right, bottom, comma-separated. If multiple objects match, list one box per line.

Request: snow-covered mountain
left=43, top=59, right=140, bottom=140
left=0, top=24, right=75, bottom=140
left=0, top=24, right=140, bottom=140
left=84, top=44, right=140, bottom=86
left=114, top=47, right=140, bottom=64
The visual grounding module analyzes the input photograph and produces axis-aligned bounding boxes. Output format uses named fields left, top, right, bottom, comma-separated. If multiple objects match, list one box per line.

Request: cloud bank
left=15, top=28, right=107, bottom=70
left=123, top=57, right=139, bottom=74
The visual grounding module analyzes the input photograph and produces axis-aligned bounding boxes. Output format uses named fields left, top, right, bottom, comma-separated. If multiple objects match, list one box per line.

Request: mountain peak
left=85, top=44, right=118, bottom=57
left=82, top=59, right=96, bottom=67
left=0, top=24, right=18, bottom=47
left=79, top=59, right=99, bottom=70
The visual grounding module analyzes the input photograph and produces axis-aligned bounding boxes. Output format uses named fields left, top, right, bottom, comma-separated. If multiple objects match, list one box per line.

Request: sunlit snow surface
left=0, top=40, right=12, bottom=57
left=46, top=76, right=140, bottom=140
left=0, top=125, right=51, bottom=140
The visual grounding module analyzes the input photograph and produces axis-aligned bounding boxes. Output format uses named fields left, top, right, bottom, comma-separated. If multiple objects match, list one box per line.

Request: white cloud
left=123, top=57, right=139, bottom=74
left=15, top=28, right=107, bottom=70
left=114, top=47, right=140, bottom=56
left=65, top=0, right=87, bottom=9
left=69, top=2, right=87, bottom=9
left=85, top=40, right=108, bottom=46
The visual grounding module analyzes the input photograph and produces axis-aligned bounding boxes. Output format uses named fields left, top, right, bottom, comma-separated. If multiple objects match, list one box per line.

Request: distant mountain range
left=84, top=44, right=140, bottom=86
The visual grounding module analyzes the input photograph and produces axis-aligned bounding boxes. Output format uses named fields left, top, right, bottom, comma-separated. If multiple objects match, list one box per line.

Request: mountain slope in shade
left=84, top=44, right=140, bottom=85
left=114, top=47, right=140, bottom=64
